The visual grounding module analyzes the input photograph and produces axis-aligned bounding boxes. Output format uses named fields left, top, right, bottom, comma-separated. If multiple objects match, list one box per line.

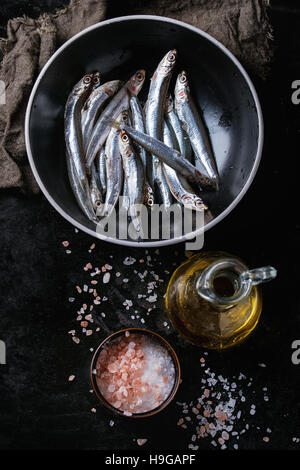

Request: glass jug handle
left=240, top=266, right=277, bottom=286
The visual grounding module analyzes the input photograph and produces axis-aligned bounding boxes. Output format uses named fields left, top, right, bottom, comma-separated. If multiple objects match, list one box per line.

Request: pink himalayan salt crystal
left=214, top=409, right=228, bottom=421
left=96, top=332, right=175, bottom=414
left=137, top=439, right=147, bottom=446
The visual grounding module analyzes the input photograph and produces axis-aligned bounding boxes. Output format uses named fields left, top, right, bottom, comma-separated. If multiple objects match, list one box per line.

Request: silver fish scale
left=163, top=121, right=206, bottom=211
left=100, top=118, right=124, bottom=218
left=86, top=87, right=130, bottom=167
left=176, top=99, right=218, bottom=181
left=165, top=97, right=192, bottom=162
left=120, top=139, right=145, bottom=234
left=82, top=80, right=121, bottom=151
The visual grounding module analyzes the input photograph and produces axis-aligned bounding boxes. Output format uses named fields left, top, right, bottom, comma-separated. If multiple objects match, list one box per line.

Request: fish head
left=175, top=71, right=190, bottom=105
left=90, top=188, right=103, bottom=212
left=74, top=73, right=94, bottom=95
left=157, top=50, right=177, bottom=77
left=165, top=94, right=174, bottom=114
left=117, top=110, right=129, bottom=126
left=127, top=70, right=146, bottom=96
left=119, top=130, right=133, bottom=157
left=104, top=80, right=122, bottom=96
left=92, top=72, right=101, bottom=89
left=182, top=194, right=206, bottom=211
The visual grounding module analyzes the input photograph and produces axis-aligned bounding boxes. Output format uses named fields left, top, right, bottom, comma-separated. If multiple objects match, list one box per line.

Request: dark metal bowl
left=25, top=15, right=263, bottom=247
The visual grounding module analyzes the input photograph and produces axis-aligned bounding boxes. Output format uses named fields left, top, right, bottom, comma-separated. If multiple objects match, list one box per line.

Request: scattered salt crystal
left=68, top=375, right=75, bottom=382
left=103, top=272, right=110, bottom=284
left=137, top=439, right=147, bottom=446
left=123, top=257, right=136, bottom=265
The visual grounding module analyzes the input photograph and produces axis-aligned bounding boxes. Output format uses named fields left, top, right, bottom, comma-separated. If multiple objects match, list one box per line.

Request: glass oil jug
left=165, top=251, right=277, bottom=350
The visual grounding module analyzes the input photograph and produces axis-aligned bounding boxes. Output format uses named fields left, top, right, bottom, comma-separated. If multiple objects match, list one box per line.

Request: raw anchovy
left=98, top=111, right=128, bottom=218
left=96, top=146, right=107, bottom=195
left=165, top=94, right=192, bottom=162
left=130, top=95, right=154, bottom=207
left=145, top=50, right=177, bottom=205
left=175, top=71, right=219, bottom=184
left=119, top=130, right=145, bottom=235
left=82, top=79, right=121, bottom=151
left=64, top=73, right=96, bottom=221
left=163, top=121, right=207, bottom=211
left=90, top=161, right=103, bottom=212
left=86, top=70, right=145, bottom=168
left=115, top=123, right=216, bottom=189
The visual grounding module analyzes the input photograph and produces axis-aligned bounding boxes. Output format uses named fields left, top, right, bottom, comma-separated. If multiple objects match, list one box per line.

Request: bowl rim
left=25, top=14, right=264, bottom=248
left=90, top=327, right=181, bottom=418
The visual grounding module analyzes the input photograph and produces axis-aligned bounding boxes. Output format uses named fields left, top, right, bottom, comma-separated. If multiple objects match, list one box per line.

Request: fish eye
left=168, top=52, right=176, bottom=62
left=180, top=74, right=187, bottom=84
left=95, top=200, right=102, bottom=207
left=136, top=72, right=144, bottom=82
left=93, top=76, right=100, bottom=84
left=122, top=133, right=129, bottom=142
left=83, top=75, right=92, bottom=84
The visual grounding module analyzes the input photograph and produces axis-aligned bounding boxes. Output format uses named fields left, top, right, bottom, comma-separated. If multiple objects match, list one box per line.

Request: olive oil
left=166, top=251, right=276, bottom=350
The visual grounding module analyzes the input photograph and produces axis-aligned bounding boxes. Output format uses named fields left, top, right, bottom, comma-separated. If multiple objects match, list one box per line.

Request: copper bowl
left=90, top=328, right=181, bottom=418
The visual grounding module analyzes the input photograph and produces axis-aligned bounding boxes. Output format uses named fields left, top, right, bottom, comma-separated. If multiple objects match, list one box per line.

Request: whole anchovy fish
left=163, top=121, right=207, bottom=211
left=145, top=50, right=177, bottom=205
left=86, top=70, right=146, bottom=168
left=82, top=79, right=121, bottom=151
left=64, top=73, right=96, bottom=221
left=165, top=94, right=192, bottom=162
left=129, top=95, right=155, bottom=207
left=119, top=130, right=145, bottom=235
left=114, top=123, right=216, bottom=189
left=98, top=111, right=128, bottom=218
left=175, top=71, right=219, bottom=185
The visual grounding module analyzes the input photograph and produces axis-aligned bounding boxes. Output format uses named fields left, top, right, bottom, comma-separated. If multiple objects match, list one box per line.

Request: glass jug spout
left=196, top=258, right=277, bottom=308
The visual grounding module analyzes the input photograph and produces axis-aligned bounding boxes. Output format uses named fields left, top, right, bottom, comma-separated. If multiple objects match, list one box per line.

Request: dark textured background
left=0, top=0, right=300, bottom=451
